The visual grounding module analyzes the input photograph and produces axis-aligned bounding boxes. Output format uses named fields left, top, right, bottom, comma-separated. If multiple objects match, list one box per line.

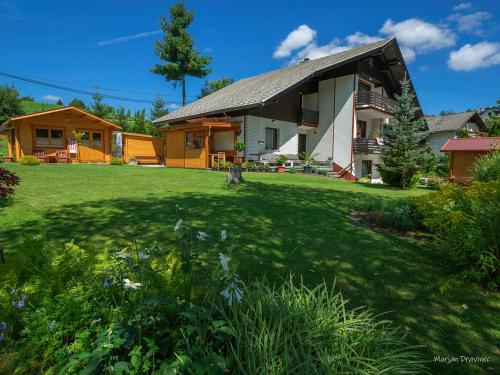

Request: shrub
left=370, top=198, right=419, bottom=231
left=0, top=167, right=20, bottom=199
left=426, top=175, right=446, bottom=189
left=276, top=155, right=288, bottom=166
left=473, top=151, right=500, bottom=182
left=19, top=155, right=40, bottom=166
left=223, top=278, right=426, bottom=374
left=288, top=166, right=297, bottom=174
left=414, top=180, right=500, bottom=287
left=358, top=177, right=371, bottom=183
left=109, top=157, right=123, bottom=165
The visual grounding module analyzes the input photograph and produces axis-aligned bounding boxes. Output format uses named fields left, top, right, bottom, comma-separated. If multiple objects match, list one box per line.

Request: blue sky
left=0, top=0, right=498, bottom=115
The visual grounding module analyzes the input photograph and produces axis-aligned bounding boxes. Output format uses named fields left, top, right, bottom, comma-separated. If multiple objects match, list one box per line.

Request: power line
left=0, top=71, right=189, bottom=104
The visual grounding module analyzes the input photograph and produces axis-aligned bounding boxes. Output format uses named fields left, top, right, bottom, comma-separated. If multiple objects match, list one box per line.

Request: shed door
left=166, top=130, right=185, bottom=167
left=79, top=131, right=105, bottom=162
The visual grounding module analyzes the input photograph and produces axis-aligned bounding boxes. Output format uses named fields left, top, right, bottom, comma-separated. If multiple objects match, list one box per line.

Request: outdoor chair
left=32, top=151, right=49, bottom=163
left=56, top=150, right=71, bottom=163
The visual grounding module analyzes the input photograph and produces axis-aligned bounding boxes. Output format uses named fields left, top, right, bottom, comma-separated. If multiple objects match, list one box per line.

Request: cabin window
left=35, top=128, right=64, bottom=147
left=265, top=128, right=278, bottom=150
left=186, top=131, right=204, bottom=149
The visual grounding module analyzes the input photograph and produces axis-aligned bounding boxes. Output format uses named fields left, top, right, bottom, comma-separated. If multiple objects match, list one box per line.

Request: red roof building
left=440, top=137, right=500, bottom=184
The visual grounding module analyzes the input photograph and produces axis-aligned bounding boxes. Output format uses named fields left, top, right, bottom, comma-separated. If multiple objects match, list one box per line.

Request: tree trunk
left=0, top=244, right=5, bottom=264
left=182, top=75, right=186, bottom=106
left=227, top=165, right=243, bottom=184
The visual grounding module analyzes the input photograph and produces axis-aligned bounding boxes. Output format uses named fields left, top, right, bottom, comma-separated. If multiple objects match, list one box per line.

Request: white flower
left=219, top=253, right=231, bottom=271
left=123, top=279, right=142, bottom=289
left=174, top=219, right=183, bottom=232
left=196, top=231, right=208, bottom=241
left=220, top=282, right=243, bottom=306
left=220, top=229, right=228, bottom=241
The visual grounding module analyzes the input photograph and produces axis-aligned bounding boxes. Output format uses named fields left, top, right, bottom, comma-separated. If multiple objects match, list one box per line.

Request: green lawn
left=0, top=164, right=498, bottom=374
left=20, top=100, right=63, bottom=114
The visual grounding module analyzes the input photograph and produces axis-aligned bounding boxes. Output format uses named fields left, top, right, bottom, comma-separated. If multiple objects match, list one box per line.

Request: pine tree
left=198, top=77, right=234, bottom=98
left=151, top=2, right=212, bottom=106
left=69, top=98, right=86, bottom=109
left=377, top=78, right=428, bottom=189
left=56, top=99, right=64, bottom=105
left=90, top=90, right=106, bottom=117
left=150, top=95, right=168, bottom=120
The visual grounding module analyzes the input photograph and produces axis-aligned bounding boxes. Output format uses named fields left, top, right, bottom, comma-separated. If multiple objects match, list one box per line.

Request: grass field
left=20, top=100, right=63, bottom=114
left=0, top=164, right=498, bottom=374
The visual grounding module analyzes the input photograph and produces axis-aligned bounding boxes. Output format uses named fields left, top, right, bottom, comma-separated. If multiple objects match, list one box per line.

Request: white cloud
left=167, top=103, right=179, bottom=110
left=448, top=42, right=500, bottom=71
left=273, top=25, right=317, bottom=58
left=399, top=46, right=416, bottom=63
left=43, top=94, right=62, bottom=102
left=345, top=32, right=382, bottom=47
left=380, top=18, right=456, bottom=53
left=449, top=11, right=491, bottom=35
left=97, top=30, right=162, bottom=47
left=453, top=2, right=472, bottom=11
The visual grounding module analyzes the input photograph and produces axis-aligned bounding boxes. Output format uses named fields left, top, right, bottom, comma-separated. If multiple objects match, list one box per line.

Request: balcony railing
left=355, top=91, right=397, bottom=114
left=298, top=108, right=319, bottom=127
left=353, top=138, right=383, bottom=154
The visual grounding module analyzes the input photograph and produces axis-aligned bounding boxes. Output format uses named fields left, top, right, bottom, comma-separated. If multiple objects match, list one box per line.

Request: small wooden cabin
left=441, top=137, right=500, bottom=184
left=161, top=119, right=240, bottom=169
left=122, top=132, right=164, bottom=164
left=0, top=106, right=121, bottom=163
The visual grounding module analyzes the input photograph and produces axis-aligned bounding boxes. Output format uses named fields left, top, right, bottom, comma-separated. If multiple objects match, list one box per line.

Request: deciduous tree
left=0, top=85, right=22, bottom=123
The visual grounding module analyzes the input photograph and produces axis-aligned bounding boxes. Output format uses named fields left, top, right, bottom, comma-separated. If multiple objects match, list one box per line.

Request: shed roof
left=154, top=38, right=414, bottom=125
left=441, top=137, right=500, bottom=152
left=426, top=111, right=485, bottom=133
left=0, top=106, right=122, bottom=130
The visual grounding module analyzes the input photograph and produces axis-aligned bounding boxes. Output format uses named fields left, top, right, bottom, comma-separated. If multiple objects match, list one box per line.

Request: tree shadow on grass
left=1, top=180, right=498, bottom=375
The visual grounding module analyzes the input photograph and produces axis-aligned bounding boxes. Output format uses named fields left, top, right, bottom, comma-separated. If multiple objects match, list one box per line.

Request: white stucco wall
left=307, top=78, right=335, bottom=160
left=429, top=131, right=454, bottom=154
left=245, top=115, right=298, bottom=160
left=333, top=75, right=355, bottom=169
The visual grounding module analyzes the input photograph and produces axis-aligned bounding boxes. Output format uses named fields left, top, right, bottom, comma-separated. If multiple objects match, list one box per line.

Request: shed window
left=265, top=128, right=278, bottom=150
left=35, top=129, right=49, bottom=145
left=186, top=131, right=204, bottom=149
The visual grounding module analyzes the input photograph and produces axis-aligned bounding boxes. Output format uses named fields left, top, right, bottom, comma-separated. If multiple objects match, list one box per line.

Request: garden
left=0, top=162, right=498, bottom=374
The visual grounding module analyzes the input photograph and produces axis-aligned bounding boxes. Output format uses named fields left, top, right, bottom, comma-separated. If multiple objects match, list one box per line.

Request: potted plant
left=234, top=139, right=246, bottom=165
left=299, top=152, right=319, bottom=174
left=275, top=155, right=287, bottom=173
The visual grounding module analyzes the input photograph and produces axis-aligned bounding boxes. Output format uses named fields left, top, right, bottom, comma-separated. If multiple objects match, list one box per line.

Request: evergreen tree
left=151, top=2, right=212, bottom=106
left=150, top=95, right=168, bottom=120
left=377, top=78, right=428, bottom=189
left=132, top=109, right=153, bottom=135
left=0, top=85, right=23, bottom=123
left=114, top=106, right=131, bottom=131
left=198, top=77, right=234, bottom=98
left=90, top=90, right=106, bottom=117
left=56, top=98, right=64, bottom=105
left=69, top=98, right=87, bottom=109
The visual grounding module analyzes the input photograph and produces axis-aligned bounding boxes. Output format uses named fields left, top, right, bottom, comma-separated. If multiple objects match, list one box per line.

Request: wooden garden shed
left=0, top=106, right=121, bottom=163
left=441, top=137, right=500, bottom=184
left=122, top=132, right=164, bottom=164
left=161, top=119, right=240, bottom=169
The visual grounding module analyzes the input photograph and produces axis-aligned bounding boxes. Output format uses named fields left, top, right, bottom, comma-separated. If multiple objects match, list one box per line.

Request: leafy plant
left=0, top=167, right=19, bottom=199
left=109, top=157, right=124, bottom=166
left=234, top=139, right=246, bottom=152
left=276, top=155, right=288, bottom=167
left=456, top=127, right=470, bottom=138
left=358, top=177, right=371, bottom=183
left=19, top=155, right=41, bottom=166
left=473, top=151, right=500, bottom=182
left=288, top=166, right=297, bottom=174
left=299, top=152, right=319, bottom=166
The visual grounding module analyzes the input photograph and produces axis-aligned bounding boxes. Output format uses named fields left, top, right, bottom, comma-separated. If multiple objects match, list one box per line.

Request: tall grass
left=223, top=278, right=427, bottom=374
left=473, top=151, right=500, bottom=182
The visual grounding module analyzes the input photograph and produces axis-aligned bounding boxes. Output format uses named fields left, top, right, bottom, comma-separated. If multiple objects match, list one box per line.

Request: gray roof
left=154, top=38, right=393, bottom=125
left=426, top=111, right=485, bottom=133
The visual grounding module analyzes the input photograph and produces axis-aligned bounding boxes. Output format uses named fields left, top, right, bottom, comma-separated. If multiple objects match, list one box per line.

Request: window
left=35, top=128, right=64, bottom=147
left=356, top=120, right=367, bottom=138
left=358, top=81, right=371, bottom=93
left=92, top=132, right=102, bottom=148
left=265, top=128, right=278, bottom=150
left=186, top=131, right=204, bottom=149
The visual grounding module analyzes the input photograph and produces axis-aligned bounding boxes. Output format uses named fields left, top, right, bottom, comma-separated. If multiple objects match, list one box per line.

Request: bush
left=473, top=151, right=500, bottom=182
left=19, top=155, right=40, bottom=166
left=109, top=157, right=123, bottom=165
left=415, top=180, right=500, bottom=287
left=369, top=198, right=419, bottom=231
left=223, top=278, right=426, bottom=374
left=288, top=166, right=297, bottom=174
left=0, top=167, right=20, bottom=199
left=358, top=177, right=371, bottom=183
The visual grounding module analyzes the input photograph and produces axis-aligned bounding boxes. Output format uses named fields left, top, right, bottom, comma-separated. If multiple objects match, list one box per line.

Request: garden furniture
left=56, top=150, right=71, bottom=163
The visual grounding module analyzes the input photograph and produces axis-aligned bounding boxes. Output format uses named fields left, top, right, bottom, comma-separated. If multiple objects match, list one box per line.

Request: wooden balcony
left=355, top=91, right=397, bottom=114
left=353, top=138, right=383, bottom=154
left=298, top=108, right=319, bottom=127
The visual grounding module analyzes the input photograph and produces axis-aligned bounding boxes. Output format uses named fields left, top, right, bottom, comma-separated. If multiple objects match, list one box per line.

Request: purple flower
left=103, top=278, right=111, bottom=289
left=48, top=321, right=56, bottom=331
left=12, top=293, right=27, bottom=310
left=0, top=322, right=7, bottom=331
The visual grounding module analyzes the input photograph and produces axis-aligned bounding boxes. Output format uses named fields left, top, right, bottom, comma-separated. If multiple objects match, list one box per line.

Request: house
left=441, top=137, right=499, bottom=184
left=153, top=38, right=422, bottom=180
left=0, top=106, right=165, bottom=164
left=0, top=106, right=121, bottom=162
left=426, top=112, right=486, bottom=154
